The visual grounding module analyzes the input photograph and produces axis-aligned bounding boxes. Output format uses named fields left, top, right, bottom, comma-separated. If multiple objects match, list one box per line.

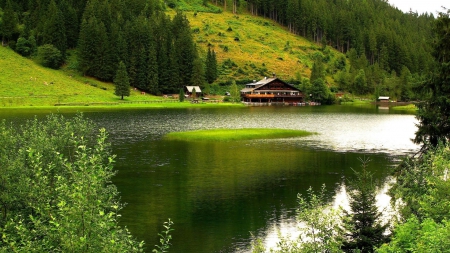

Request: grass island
left=164, top=128, right=315, bottom=141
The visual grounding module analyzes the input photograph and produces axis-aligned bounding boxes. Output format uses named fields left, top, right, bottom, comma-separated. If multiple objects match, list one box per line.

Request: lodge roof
left=242, top=77, right=301, bottom=92
left=185, top=86, right=202, bottom=93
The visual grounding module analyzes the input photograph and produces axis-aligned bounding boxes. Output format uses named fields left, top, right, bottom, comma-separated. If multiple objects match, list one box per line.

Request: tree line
left=0, top=0, right=219, bottom=95
left=241, top=0, right=435, bottom=75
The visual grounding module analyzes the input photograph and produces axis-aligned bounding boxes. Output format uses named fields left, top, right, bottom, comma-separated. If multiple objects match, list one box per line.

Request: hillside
left=184, top=10, right=330, bottom=83
left=0, top=3, right=340, bottom=107
left=0, top=47, right=164, bottom=107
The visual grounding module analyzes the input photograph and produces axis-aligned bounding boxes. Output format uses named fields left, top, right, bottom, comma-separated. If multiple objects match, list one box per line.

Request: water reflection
left=242, top=179, right=395, bottom=253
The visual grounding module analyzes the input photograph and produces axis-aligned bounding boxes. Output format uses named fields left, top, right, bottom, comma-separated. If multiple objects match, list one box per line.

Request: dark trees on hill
left=41, top=0, right=67, bottom=59
left=0, top=0, right=18, bottom=45
left=1, top=0, right=199, bottom=95
left=245, top=0, right=435, bottom=76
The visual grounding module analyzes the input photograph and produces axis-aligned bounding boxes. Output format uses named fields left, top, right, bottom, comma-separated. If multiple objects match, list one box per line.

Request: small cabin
left=185, top=86, right=202, bottom=97
left=378, top=96, right=390, bottom=103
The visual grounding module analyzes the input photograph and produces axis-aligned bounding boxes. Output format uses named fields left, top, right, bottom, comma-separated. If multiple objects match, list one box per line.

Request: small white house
left=378, top=96, right=390, bottom=102
left=185, top=86, right=202, bottom=97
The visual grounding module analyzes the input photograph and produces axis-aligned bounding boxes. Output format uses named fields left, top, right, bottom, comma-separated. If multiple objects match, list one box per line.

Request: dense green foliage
left=380, top=142, right=450, bottom=252
left=37, top=44, right=63, bottom=69
left=414, top=11, right=450, bottom=147
left=0, top=114, right=144, bottom=252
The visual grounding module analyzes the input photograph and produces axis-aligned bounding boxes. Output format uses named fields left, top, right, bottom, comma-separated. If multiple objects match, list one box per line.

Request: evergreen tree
left=342, top=158, right=389, bottom=253
left=146, top=37, right=159, bottom=95
left=59, top=0, right=79, bottom=49
left=78, top=16, right=98, bottom=76
left=179, top=88, right=185, bottom=102
left=310, top=56, right=326, bottom=83
left=205, top=48, right=218, bottom=84
left=114, top=61, right=130, bottom=100
left=414, top=11, right=450, bottom=147
left=173, top=12, right=196, bottom=86
left=191, top=57, right=206, bottom=89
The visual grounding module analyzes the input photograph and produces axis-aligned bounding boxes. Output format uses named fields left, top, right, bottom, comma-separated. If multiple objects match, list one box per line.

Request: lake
left=0, top=105, right=419, bottom=252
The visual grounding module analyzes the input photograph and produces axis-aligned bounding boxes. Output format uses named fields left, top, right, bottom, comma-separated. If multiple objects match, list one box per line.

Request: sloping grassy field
left=187, top=10, right=320, bottom=82
left=0, top=47, right=164, bottom=107
left=178, top=2, right=342, bottom=83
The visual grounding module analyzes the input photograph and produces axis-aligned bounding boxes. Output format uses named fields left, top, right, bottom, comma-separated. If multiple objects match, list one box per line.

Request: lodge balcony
left=242, top=93, right=304, bottom=98
left=241, top=93, right=304, bottom=103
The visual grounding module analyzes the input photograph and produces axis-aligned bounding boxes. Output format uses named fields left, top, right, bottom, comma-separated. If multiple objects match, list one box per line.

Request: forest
left=0, top=0, right=440, bottom=100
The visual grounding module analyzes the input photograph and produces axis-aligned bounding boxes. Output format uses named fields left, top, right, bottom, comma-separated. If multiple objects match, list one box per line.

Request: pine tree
left=179, top=88, right=185, bottom=102
left=342, top=158, right=389, bottom=253
left=78, top=15, right=103, bottom=76
left=146, top=37, right=159, bottom=95
left=205, top=48, right=218, bottom=84
left=59, top=0, right=79, bottom=49
left=114, top=61, right=130, bottom=100
left=191, top=57, right=206, bottom=89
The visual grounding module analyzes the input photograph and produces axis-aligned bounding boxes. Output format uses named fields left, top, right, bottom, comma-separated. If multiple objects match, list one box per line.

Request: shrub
left=15, top=37, right=33, bottom=57
left=37, top=44, right=63, bottom=69
left=0, top=114, right=144, bottom=252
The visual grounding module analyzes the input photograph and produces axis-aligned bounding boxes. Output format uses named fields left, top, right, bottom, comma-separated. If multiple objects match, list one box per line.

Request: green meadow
left=164, top=128, right=314, bottom=141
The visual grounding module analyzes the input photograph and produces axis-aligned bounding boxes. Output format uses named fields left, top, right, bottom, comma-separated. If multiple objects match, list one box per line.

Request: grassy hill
left=175, top=2, right=342, bottom=84
left=0, top=47, right=164, bottom=107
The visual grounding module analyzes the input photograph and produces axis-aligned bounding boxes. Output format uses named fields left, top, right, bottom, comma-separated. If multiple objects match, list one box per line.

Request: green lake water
left=0, top=105, right=419, bottom=252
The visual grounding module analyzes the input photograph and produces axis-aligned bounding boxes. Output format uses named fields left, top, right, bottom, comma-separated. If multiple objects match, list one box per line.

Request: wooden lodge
left=240, top=76, right=304, bottom=104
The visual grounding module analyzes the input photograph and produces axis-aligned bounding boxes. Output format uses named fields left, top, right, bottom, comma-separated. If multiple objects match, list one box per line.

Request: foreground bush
left=0, top=114, right=144, bottom=252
